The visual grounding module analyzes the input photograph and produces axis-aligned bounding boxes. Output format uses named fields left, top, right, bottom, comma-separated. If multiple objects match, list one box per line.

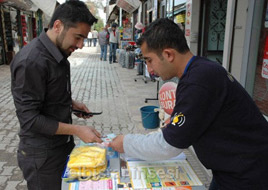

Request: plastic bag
left=67, top=146, right=107, bottom=178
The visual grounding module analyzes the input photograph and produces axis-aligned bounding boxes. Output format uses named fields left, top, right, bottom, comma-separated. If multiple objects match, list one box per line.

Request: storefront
left=0, top=5, right=37, bottom=64
left=0, top=0, right=55, bottom=65
left=198, top=0, right=227, bottom=64
left=20, top=11, right=35, bottom=47
left=0, top=3, right=41, bottom=64
left=166, top=0, right=186, bottom=23
left=141, top=0, right=156, bottom=26
left=214, top=0, right=268, bottom=119
left=0, top=5, right=15, bottom=65
left=107, top=0, right=142, bottom=48
left=253, top=1, right=268, bottom=117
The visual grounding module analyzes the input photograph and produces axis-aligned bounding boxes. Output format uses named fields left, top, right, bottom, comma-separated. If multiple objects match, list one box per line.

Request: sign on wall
left=262, top=36, right=268, bottom=79
left=159, top=82, right=177, bottom=115
left=185, top=0, right=192, bottom=46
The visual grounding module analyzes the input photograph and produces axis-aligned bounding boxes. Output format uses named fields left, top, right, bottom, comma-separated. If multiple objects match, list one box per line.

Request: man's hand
left=57, top=122, right=103, bottom=143
left=108, top=135, right=124, bottom=153
left=75, top=125, right=103, bottom=143
left=72, top=100, right=92, bottom=119
left=72, top=100, right=89, bottom=112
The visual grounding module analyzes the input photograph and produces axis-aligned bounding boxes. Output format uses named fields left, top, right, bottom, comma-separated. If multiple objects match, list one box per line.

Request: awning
left=116, top=0, right=141, bottom=13
left=0, top=0, right=33, bottom=11
left=31, top=0, right=56, bottom=17
left=109, top=4, right=117, bottom=17
left=0, top=0, right=56, bottom=17
left=107, top=4, right=118, bottom=23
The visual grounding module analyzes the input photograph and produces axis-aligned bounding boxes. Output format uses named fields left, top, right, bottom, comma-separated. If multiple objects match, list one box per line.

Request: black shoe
left=100, top=58, right=102, bottom=61
left=109, top=62, right=112, bottom=64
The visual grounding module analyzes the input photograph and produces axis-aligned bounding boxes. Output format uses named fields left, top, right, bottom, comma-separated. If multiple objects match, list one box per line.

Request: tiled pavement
left=0, top=46, right=211, bottom=189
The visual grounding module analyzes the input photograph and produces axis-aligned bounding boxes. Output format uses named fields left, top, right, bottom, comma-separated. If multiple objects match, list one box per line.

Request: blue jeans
left=109, top=43, right=117, bottom=63
left=100, top=45, right=107, bottom=61
left=93, top=38, right=97, bottom=47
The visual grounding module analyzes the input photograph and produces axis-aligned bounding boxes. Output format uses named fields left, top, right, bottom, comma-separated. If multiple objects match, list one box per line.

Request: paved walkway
left=0, top=46, right=211, bottom=189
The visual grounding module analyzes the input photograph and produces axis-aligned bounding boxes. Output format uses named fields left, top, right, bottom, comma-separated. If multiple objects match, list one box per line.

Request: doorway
left=199, top=0, right=227, bottom=64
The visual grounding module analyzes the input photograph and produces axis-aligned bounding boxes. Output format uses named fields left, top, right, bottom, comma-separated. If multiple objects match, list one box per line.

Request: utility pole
left=106, top=0, right=109, bottom=23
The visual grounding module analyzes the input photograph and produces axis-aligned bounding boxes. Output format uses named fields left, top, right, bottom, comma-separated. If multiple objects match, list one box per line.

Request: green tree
left=84, top=0, right=104, bottom=32
left=93, top=16, right=104, bottom=32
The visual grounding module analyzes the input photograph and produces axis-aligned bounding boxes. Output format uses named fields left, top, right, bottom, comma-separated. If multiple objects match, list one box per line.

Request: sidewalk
left=0, top=45, right=211, bottom=189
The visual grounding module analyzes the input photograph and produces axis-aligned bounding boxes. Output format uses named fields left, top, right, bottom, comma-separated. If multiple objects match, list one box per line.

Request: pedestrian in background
left=108, top=23, right=119, bottom=64
left=134, top=22, right=144, bottom=42
left=109, top=18, right=268, bottom=189
left=10, top=2, right=102, bottom=190
left=87, top=31, right=93, bottom=47
left=98, top=26, right=108, bottom=61
left=92, top=28, right=98, bottom=47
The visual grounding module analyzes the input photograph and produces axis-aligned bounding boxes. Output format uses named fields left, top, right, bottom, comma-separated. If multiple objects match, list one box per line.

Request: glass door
left=199, top=0, right=227, bottom=64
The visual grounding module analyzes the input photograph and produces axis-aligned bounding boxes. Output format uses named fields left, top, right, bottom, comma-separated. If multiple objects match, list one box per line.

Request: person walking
left=10, top=2, right=102, bottom=190
left=98, top=26, right=108, bottom=61
left=108, top=23, right=119, bottom=64
left=109, top=18, right=268, bottom=189
left=87, top=31, right=93, bottom=47
left=92, top=29, right=98, bottom=47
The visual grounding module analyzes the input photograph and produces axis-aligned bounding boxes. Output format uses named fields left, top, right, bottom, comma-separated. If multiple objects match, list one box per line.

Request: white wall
left=229, top=0, right=249, bottom=81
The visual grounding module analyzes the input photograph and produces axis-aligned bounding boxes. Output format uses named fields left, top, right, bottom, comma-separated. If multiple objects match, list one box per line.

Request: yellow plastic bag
left=67, top=146, right=107, bottom=178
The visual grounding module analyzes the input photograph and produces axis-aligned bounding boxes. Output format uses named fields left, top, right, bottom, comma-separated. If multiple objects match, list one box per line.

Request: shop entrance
left=253, top=1, right=268, bottom=117
left=199, top=0, right=227, bottom=64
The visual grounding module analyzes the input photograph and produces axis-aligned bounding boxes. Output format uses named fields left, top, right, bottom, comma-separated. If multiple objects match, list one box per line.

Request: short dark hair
left=137, top=18, right=189, bottom=54
left=49, top=1, right=98, bottom=29
left=112, top=23, right=117, bottom=28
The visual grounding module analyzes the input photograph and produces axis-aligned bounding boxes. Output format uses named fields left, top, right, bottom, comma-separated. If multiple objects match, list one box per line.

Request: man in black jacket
left=109, top=18, right=268, bottom=189
left=10, top=1, right=102, bottom=189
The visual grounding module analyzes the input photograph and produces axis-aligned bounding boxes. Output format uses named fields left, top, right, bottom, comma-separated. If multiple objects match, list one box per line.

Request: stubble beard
left=56, top=30, right=70, bottom=56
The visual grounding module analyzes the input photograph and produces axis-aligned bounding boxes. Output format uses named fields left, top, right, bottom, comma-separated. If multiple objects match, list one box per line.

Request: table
left=62, top=151, right=207, bottom=190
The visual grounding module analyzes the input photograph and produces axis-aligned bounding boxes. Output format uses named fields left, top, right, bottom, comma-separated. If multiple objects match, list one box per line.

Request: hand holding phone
left=72, top=109, right=103, bottom=117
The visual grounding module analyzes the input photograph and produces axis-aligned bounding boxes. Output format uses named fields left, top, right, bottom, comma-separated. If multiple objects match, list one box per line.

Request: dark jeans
left=87, top=38, right=92, bottom=47
left=17, top=140, right=75, bottom=190
left=109, top=43, right=117, bottom=63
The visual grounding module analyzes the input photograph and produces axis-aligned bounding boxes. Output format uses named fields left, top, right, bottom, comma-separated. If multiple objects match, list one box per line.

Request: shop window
left=253, top=2, right=268, bottom=116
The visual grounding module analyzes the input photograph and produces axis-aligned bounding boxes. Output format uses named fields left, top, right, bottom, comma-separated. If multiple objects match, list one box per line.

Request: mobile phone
left=72, top=109, right=102, bottom=116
